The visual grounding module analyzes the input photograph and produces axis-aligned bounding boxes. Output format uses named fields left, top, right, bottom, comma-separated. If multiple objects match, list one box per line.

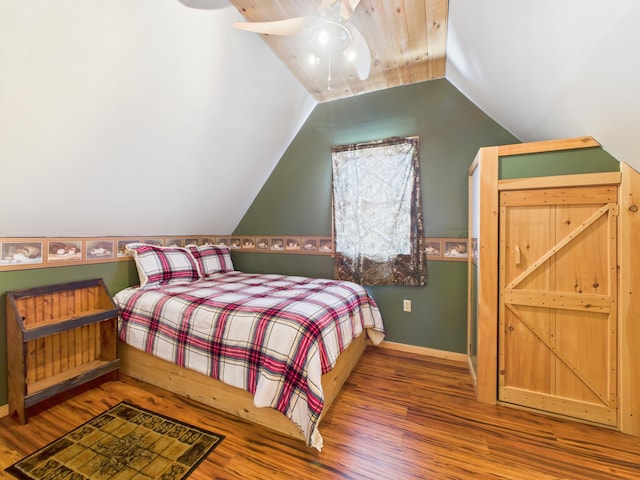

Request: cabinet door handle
left=514, top=245, right=521, bottom=266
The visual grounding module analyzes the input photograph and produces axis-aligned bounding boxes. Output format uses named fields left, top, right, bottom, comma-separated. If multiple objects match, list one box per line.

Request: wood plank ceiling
left=230, top=0, right=448, bottom=103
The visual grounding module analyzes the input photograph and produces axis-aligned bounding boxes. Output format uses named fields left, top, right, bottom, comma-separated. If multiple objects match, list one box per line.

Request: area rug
left=5, top=402, right=224, bottom=480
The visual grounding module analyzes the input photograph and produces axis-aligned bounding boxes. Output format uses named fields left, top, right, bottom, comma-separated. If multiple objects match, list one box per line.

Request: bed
left=113, top=243, right=385, bottom=450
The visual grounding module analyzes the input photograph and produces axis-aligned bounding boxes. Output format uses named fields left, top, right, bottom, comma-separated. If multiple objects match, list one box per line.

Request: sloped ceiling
left=446, top=0, right=640, bottom=171
left=0, top=0, right=315, bottom=236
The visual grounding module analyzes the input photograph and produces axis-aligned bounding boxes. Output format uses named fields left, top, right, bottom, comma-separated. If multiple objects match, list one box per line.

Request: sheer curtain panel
left=332, top=136, right=427, bottom=286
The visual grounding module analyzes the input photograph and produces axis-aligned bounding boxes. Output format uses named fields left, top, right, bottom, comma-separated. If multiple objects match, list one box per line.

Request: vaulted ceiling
left=222, top=0, right=640, bottom=169
left=229, top=0, right=448, bottom=102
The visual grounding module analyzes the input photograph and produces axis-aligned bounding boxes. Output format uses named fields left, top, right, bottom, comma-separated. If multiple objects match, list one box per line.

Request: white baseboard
left=378, top=340, right=467, bottom=363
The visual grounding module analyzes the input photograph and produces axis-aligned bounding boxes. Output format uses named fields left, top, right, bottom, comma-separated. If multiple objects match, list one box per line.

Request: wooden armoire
left=467, top=136, right=640, bottom=437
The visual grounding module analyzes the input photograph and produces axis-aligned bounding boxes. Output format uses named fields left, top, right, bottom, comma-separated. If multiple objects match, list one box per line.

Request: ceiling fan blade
left=234, top=16, right=315, bottom=36
left=319, top=0, right=361, bottom=20
left=340, top=0, right=362, bottom=20
left=177, top=0, right=228, bottom=9
left=346, top=22, right=371, bottom=80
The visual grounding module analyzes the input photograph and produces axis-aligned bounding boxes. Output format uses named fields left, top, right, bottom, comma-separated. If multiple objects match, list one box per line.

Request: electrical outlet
left=403, top=299, right=412, bottom=312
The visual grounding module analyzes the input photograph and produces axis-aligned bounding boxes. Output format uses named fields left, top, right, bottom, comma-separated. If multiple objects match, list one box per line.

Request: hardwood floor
left=1, top=346, right=639, bottom=479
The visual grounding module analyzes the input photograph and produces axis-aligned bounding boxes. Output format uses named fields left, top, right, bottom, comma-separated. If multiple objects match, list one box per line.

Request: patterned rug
left=5, top=402, right=224, bottom=480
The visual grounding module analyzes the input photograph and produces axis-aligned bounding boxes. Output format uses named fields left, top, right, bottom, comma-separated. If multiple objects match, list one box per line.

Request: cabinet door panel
left=555, top=205, right=610, bottom=295
left=554, top=310, right=612, bottom=404
left=503, top=305, right=551, bottom=392
left=499, top=187, right=617, bottom=427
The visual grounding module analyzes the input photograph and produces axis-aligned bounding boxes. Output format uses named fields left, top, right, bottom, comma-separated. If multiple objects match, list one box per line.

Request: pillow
left=186, top=244, right=234, bottom=279
left=126, top=243, right=202, bottom=287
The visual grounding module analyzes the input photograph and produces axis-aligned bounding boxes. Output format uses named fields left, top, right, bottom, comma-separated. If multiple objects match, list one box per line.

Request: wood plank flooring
left=1, top=346, right=639, bottom=479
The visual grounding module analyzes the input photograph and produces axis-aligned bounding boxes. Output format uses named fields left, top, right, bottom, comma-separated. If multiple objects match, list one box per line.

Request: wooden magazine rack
left=6, top=278, right=120, bottom=423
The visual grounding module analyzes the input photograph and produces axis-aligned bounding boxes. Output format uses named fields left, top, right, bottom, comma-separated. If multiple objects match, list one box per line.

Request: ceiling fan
left=233, top=0, right=371, bottom=81
left=177, top=0, right=371, bottom=81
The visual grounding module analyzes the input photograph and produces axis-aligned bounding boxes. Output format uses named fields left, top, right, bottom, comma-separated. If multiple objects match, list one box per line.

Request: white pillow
left=126, top=243, right=202, bottom=287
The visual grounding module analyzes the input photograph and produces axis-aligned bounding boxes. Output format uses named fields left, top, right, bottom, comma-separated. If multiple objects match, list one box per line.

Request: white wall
left=0, top=0, right=316, bottom=236
left=446, top=0, right=640, bottom=171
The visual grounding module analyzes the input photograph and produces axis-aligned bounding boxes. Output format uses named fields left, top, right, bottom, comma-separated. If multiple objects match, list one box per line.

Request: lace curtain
left=332, top=136, right=427, bottom=286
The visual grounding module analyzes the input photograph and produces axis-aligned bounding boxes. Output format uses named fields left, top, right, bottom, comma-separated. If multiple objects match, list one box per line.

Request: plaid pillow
left=186, top=244, right=234, bottom=278
left=126, top=243, right=202, bottom=287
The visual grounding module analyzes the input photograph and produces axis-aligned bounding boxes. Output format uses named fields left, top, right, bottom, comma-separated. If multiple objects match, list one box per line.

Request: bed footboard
left=117, top=331, right=369, bottom=442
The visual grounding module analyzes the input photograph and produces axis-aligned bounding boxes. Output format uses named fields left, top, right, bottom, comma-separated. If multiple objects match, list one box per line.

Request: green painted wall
left=234, top=78, right=519, bottom=353
left=0, top=261, right=140, bottom=406
left=500, top=148, right=620, bottom=179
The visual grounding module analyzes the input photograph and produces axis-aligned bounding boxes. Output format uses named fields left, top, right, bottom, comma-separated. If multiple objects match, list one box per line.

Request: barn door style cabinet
left=6, top=278, right=120, bottom=423
left=467, top=136, right=640, bottom=436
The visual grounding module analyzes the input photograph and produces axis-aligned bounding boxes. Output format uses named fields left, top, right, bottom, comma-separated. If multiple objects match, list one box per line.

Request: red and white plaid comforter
left=114, top=271, right=384, bottom=450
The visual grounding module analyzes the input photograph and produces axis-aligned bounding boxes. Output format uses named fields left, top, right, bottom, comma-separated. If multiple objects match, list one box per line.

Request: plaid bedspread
left=114, top=271, right=385, bottom=450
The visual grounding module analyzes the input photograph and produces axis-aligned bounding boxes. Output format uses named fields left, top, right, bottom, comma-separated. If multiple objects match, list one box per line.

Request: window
left=332, top=136, right=427, bottom=286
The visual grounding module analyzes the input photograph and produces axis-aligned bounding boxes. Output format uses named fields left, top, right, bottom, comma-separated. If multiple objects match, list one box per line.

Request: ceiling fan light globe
left=317, top=29, right=330, bottom=46
left=345, top=48, right=356, bottom=62
left=310, top=20, right=352, bottom=52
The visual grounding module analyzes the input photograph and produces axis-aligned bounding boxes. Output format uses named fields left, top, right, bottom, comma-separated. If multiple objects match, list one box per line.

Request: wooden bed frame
left=118, top=331, right=369, bottom=442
